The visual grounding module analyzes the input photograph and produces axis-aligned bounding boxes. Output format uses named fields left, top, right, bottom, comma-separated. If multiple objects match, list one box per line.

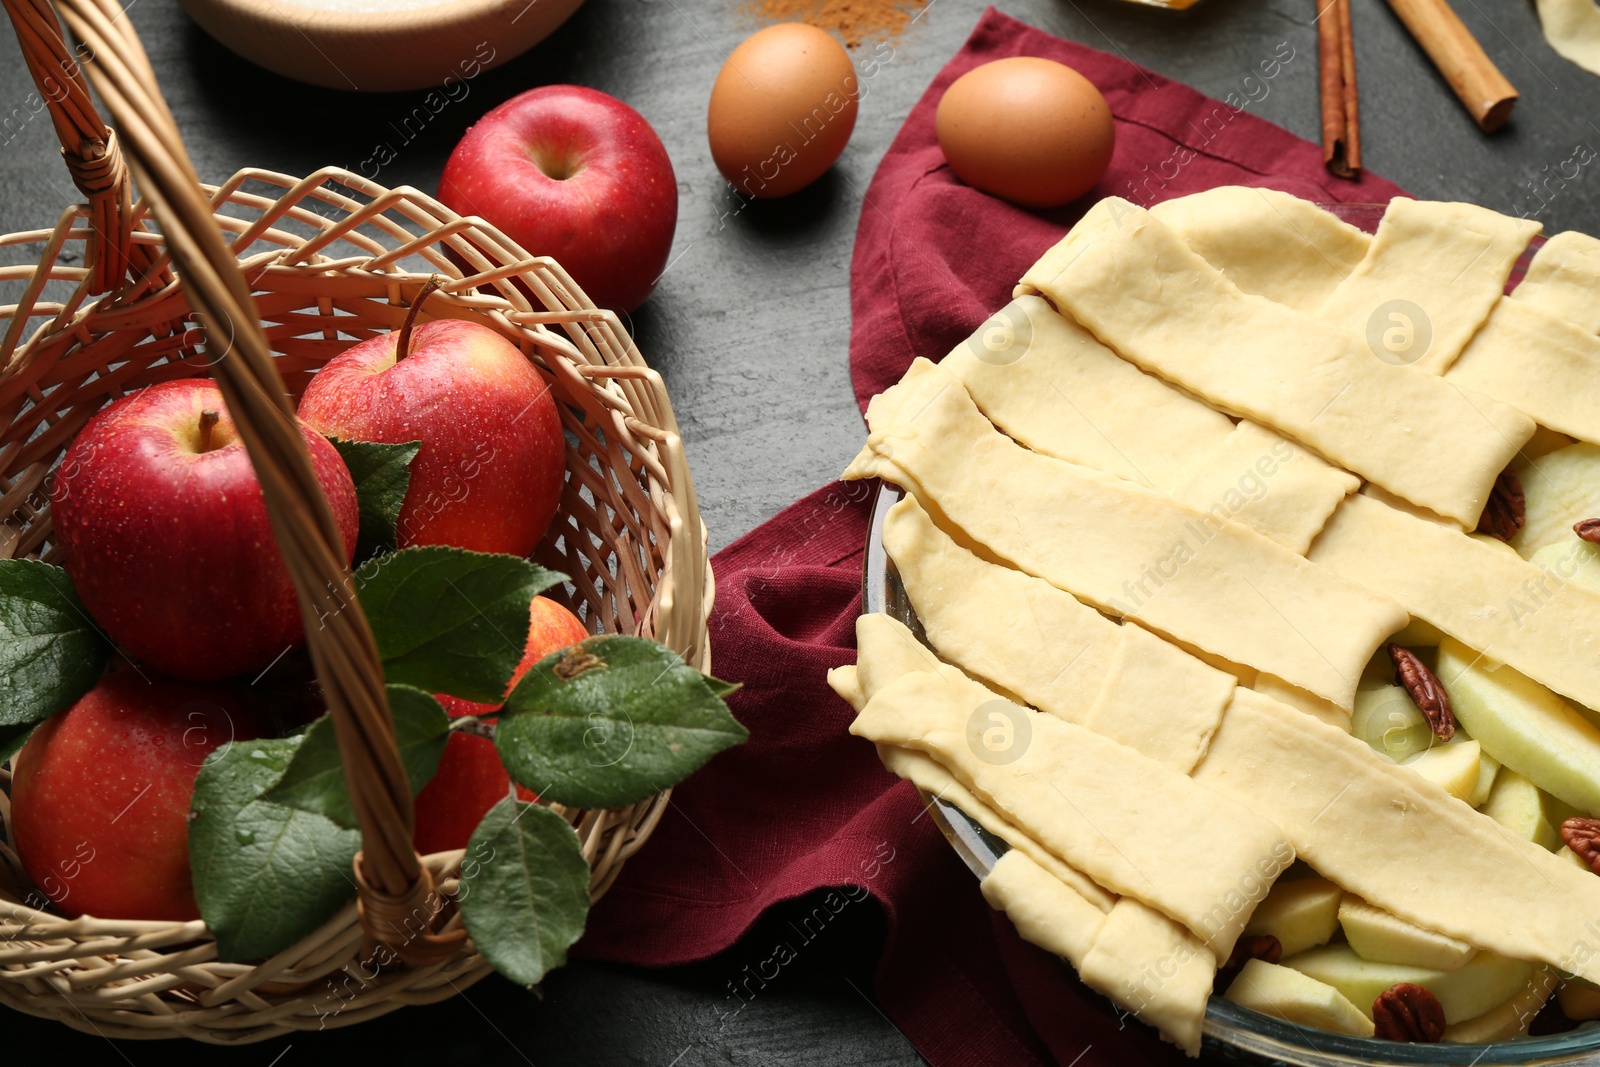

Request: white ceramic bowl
left=178, top=0, right=586, bottom=92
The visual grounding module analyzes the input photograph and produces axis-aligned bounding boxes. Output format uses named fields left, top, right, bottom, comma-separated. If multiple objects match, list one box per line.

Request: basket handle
left=11, top=0, right=456, bottom=963
left=3, top=0, right=137, bottom=294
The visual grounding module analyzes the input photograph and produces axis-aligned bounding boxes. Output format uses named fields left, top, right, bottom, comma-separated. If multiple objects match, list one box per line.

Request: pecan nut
left=1476, top=469, right=1526, bottom=543
left=1215, top=933, right=1283, bottom=991
left=1561, top=817, right=1600, bottom=874
left=1388, top=645, right=1456, bottom=741
left=1373, top=983, right=1446, bottom=1042
left=1225, top=933, right=1283, bottom=970
left=1576, top=518, right=1600, bottom=545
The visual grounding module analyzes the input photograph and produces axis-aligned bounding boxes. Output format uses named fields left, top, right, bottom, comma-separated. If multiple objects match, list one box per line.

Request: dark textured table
left=4, top=0, right=1600, bottom=1061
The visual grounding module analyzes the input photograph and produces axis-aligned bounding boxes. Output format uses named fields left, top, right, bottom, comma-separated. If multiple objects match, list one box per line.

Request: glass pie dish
left=861, top=269, right=1600, bottom=1067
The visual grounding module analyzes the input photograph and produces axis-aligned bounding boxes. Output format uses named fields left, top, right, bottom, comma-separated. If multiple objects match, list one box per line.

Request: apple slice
left=1558, top=845, right=1593, bottom=872
left=1224, top=959, right=1375, bottom=1037
left=1511, top=442, right=1600, bottom=558
left=1437, top=638, right=1600, bottom=816
left=1351, top=685, right=1437, bottom=762
left=1467, top=749, right=1500, bottom=809
left=1242, top=875, right=1343, bottom=958
left=1400, top=740, right=1481, bottom=803
left=1528, top=539, right=1600, bottom=594
left=1481, top=769, right=1563, bottom=851
left=1558, top=977, right=1600, bottom=1020
left=1443, top=968, right=1556, bottom=1042
left=1282, top=943, right=1536, bottom=1023
left=1338, top=897, right=1476, bottom=971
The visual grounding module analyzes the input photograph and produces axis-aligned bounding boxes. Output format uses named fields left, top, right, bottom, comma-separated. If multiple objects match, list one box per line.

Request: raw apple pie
left=829, top=187, right=1600, bottom=1054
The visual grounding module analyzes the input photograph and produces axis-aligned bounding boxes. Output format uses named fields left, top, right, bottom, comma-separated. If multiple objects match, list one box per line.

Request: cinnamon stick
left=1318, top=0, right=1361, bottom=178
left=1382, top=0, right=1517, bottom=132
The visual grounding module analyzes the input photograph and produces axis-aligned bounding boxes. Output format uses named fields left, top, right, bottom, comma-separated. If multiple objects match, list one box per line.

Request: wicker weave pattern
left=0, top=166, right=708, bottom=1042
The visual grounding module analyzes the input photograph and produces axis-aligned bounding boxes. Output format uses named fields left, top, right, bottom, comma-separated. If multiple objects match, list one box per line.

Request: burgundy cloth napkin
left=578, top=9, right=1407, bottom=1064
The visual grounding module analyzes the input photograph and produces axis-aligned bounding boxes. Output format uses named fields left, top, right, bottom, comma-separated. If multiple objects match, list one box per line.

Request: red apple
left=438, top=85, right=678, bottom=313
left=51, top=379, right=359, bottom=681
left=413, top=596, right=588, bottom=854
left=11, top=671, right=273, bottom=920
left=297, top=309, right=564, bottom=558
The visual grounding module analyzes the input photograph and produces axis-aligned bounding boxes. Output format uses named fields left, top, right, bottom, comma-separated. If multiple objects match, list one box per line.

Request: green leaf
left=498, top=636, right=747, bottom=809
left=328, top=437, right=420, bottom=562
left=458, top=798, right=590, bottom=986
left=262, top=685, right=451, bottom=828
left=0, top=560, right=112, bottom=727
left=704, top=676, right=742, bottom=701
left=189, top=734, right=361, bottom=961
left=0, top=722, right=35, bottom=767
left=355, top=547, right=564, bottom=704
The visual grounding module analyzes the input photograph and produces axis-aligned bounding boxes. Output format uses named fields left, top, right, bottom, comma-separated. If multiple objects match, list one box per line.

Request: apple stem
left=198, top=410, right=220, bottom=453
left=396, top=276, right=444, bottom=362
left=451, top=717, right=497, bottom=740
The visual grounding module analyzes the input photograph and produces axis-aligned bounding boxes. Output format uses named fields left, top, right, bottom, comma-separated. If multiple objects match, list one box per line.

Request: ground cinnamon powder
left=741, top=0, right=919, bottom=48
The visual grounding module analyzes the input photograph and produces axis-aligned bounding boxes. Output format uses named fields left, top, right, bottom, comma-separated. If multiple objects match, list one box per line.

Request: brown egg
left=936, top=57, right=1115, bottom=209
left=708, top=23, right=859, bottom=199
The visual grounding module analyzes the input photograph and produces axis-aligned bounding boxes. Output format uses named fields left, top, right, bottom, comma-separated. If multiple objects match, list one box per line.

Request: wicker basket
left=0, top=0, right=711, bottom=1043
